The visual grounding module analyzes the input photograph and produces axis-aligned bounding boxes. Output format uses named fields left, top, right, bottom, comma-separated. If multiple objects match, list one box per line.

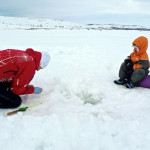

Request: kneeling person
left=0, top=48, right=50, bottom=108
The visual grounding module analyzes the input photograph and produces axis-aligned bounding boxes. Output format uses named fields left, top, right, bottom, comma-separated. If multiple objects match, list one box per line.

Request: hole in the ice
left=76, top=91, right=103, bottom=105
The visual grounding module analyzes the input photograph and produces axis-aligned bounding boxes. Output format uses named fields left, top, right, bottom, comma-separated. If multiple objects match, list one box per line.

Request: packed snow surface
left=0, top=17, right=150, bottom=150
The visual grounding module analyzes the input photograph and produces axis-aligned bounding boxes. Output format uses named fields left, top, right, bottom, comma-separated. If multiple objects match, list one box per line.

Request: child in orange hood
left=114, top=36, right=149, bottom=88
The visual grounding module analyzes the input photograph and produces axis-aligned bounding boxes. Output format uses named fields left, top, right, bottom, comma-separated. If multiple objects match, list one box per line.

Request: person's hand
left=124, top=59, right=133, bottom=70
left=34, top=87, right=42, bottom=94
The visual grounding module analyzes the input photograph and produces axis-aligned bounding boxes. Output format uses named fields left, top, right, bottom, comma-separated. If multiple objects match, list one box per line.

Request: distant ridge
left=86, top=24, right=150, bottom=31
left=0, top=16, right=149, bottom=31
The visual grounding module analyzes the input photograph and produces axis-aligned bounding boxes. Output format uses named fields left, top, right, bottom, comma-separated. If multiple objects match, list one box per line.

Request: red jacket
left=0, top=48, right=41, bottom=95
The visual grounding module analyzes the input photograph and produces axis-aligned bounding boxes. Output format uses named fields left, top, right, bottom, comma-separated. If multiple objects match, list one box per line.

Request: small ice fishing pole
left=7, top=102, right=43, bottom=116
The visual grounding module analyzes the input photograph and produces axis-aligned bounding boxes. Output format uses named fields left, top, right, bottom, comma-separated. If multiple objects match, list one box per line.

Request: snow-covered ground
left=0, top=17, right=150, bottom=150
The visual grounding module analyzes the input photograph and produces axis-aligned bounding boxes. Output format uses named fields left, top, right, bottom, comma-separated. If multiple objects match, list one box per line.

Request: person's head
left=37, top=51, right=50, bottom=71
left=132, top=36, right=148, bottom=55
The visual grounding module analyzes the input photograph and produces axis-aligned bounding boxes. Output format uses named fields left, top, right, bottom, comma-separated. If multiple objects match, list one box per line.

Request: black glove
left=124, top=59, right=133, bottom=70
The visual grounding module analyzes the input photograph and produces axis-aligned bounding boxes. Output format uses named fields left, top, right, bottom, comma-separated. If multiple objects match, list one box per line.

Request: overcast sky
left=0, top=0, right=150, bottom=27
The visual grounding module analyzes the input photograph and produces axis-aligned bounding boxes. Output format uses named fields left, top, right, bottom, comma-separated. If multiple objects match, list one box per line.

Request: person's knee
left=135, top=68, right=145, bottom=76
left=131, top=69, right=146, bottom=85
left=12, top=97, right=22, bottom=108
left=120, top=62, right=126, bottom=69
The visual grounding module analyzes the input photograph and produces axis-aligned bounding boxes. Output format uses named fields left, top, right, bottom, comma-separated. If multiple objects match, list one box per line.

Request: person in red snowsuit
left=0, top=48, right=50, bottom=108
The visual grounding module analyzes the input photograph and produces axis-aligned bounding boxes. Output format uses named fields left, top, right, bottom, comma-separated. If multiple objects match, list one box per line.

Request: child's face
left=132, top=44, right=139, bottom=53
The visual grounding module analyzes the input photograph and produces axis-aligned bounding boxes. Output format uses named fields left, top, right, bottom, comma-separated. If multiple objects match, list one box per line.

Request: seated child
left=114, top=36, right=149, bottom=88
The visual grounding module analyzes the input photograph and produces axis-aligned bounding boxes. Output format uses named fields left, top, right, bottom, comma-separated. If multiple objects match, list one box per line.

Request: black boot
left=114, top=79, right=124, bottom=85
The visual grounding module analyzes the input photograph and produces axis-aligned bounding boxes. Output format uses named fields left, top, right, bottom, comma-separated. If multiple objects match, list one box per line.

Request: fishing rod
left=7, top=102, right=43, bottom=116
